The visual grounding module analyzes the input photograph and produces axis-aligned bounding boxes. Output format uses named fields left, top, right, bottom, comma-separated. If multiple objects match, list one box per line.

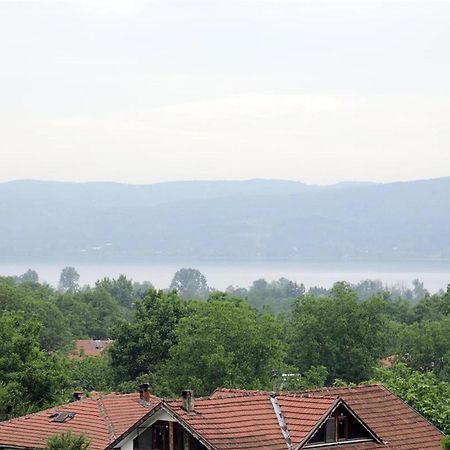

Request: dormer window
left=133, top=421, right=207, bottom=450
left=305, top=404, right=377, bottom=447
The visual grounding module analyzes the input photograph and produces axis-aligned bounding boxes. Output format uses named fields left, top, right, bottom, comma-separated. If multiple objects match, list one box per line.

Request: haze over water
left=1, top=260, right=449, bottom=293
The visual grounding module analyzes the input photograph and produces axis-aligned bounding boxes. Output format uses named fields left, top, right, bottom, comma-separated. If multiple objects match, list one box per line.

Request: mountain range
left=0, top=177, right=449, bottom=260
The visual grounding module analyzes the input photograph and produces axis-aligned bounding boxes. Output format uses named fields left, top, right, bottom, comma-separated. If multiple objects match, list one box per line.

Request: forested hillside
left=1, top=177, right=449, bottom=259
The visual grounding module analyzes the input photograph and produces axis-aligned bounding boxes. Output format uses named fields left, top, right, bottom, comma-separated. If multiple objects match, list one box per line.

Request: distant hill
left=0, top=177, right=449, bottom=260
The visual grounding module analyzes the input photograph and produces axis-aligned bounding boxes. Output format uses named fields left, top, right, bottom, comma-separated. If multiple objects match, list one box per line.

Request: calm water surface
left=0, top=260, right=449, bottom=293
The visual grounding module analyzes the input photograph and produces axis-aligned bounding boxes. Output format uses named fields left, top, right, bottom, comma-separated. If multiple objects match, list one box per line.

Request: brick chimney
left=139, top=383, right=150, bottom=403
left=72, top=391, right=84, bottom=402
left=181, top=390, right=194, bottom=413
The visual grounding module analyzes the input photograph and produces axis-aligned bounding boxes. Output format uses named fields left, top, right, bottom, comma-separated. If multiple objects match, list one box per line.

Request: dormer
left=301, top=400, right=382, bottom=448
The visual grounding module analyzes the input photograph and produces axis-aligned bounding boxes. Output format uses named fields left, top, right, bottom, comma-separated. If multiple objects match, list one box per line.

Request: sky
left=1, top=0, right=449, bottom=185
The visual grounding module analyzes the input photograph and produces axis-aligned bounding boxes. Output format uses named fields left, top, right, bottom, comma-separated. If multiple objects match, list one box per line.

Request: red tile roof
left=210, top=385, right=444, bottom=450
left=276, top=395, right=336, bottom=446
left=166, top=394, right=289, bottom=450
left=0, top=393, right=158, bottom=450
left=70, top=340, right=113, bottom=358
left=0, top=385, right=444, bottom=450
left=306, top=384, right=444, bottom=450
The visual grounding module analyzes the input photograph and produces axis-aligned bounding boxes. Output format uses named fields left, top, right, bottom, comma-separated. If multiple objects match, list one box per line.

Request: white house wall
left=116, top=409, right=177, bottom=450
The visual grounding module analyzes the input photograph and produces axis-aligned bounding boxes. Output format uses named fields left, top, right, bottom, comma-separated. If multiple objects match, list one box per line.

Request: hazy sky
left=1, top=0, right=449, bottom=185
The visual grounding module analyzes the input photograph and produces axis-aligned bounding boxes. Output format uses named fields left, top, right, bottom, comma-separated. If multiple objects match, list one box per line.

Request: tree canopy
left=0, top=267, right=449, bottom=437
left=45, top=431, right=90, bottom=450
left=158, top=297, right=286, bottom=396
left=169, top=268, right=209, bottom=299
left=287, top=283, right=391, bottom=383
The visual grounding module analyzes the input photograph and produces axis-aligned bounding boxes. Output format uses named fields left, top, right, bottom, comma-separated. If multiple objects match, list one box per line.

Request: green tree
left=54, top=293, right=96, bottom=339
left=170, top=268, right=209, bottom=299
left=58, top=267, right=80, bottom=293
left=0, top=312, right=68, bottom=419
left=17, top=269, right=39, bottom=285
left=243, top=278, right=305, bottom=312
left=442, top=436, right=450, bottom=450
left=76, top=287, right=122, bottom=339
left=132, top=280, right=155, bottom=300
left=287, top=282, right=391, bottom=383
left=0, top=282, right=71, bottom=352
left=110, top=289, right=187, bottom=382
left=0, top=282, right=32, bottom=313
left=65, top=355, right=115, bottom=392
left=159, top=298, right=286, bottom=396
left=34, top=300, right=72, bottom=351
left=414, top=291, right=447, bottom=322
left=442, top=284, right=450, bottom=316
left=372, top=363, right=450, bottom=433
left=95, top=275, right=135, bottom=309
left=45, top=431, right=90, bottom=450
left=278, top=365, right=328, bottom=391
left=397, top=319, right=450, bottom=378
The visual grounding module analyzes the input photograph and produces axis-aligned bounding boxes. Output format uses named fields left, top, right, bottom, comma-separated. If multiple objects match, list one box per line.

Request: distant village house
left=70, top=339, right=113, bottom=358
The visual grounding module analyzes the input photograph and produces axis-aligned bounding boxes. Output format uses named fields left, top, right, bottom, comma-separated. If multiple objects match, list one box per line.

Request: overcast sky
left=1, top=0, right=449, bottom=185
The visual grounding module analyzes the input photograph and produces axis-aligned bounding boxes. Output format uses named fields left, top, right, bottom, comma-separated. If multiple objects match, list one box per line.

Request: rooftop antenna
left=279, top=373, right=302, bottom=391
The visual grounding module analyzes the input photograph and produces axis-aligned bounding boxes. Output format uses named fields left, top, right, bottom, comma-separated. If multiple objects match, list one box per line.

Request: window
left=306, top=405, right=373, bottom=447
left=153, top=422, right=169, bottom=450
left=337, top=412, right=348, bottom=440
left=325, top=417, right=336, bottom=443
left=133, top=422, right=207, bottom=450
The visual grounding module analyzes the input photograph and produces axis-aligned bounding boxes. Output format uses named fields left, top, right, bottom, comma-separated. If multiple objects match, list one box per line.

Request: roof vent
left=181, top=390, right=195, bottom=414
left=49, top=411, right=76, bottom=423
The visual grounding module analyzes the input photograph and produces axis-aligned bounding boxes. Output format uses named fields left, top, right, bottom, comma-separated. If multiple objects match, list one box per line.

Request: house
left=69, top=339, right=113, bottom=358
left=0, top=384, right=444, bottom=450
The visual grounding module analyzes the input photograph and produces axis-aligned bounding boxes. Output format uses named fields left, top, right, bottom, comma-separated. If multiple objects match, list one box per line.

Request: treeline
left=0, top=268, right=449, bottom=434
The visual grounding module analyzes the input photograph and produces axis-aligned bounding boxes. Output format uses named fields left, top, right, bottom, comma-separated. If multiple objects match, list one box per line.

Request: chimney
left=181, top=390, right=194, bottom=413
left=139, top=383, right=150, bottom=403
left=72, top=391, right=84, bottom=402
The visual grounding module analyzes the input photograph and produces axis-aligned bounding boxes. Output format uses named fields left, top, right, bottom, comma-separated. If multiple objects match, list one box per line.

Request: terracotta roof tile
left=166, top=395, right=288, bottom=450
left=209, top=385, right=444, bottom=449
left=304, top=384, right=444, bottom=450
left=276, top=395, right=336, bottom=446
left=0, top=393, right=158, bottom=450
left=0, top=385, right=444, bottom=450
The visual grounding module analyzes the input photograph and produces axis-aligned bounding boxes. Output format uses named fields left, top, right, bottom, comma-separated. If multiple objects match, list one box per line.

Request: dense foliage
left=158, top=297, right=286, bottom=395
left=45, top=431, right=90, bottom=450
left=0, top=312, right=68, bottom=420
left=287, top=283, right=391, bottom=383
left=1, top=266, right=449, bottom=435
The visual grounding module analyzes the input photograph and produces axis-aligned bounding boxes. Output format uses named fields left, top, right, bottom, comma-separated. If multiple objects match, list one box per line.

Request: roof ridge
left=210, top=384, right=386, bottom=398
left=97, top=394, right=117, bottom=444
left=278, top=392, right=338, bottom=399
left=209, top=388, right=270, bottom=399
left=292, top=383, right=385, bottom=395
left=270, top=394, right=293, bottom=450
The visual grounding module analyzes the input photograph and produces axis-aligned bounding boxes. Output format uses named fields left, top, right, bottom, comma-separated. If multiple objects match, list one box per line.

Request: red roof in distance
left=70, top=340, right=113, bottom=358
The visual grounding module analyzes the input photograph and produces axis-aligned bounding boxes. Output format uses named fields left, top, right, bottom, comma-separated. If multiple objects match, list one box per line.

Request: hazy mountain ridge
left=1, top=177, right=449, bottom=259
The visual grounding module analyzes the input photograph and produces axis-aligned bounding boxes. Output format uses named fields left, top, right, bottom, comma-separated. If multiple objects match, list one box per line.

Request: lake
left=0, top=259, right=449, bottom=293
